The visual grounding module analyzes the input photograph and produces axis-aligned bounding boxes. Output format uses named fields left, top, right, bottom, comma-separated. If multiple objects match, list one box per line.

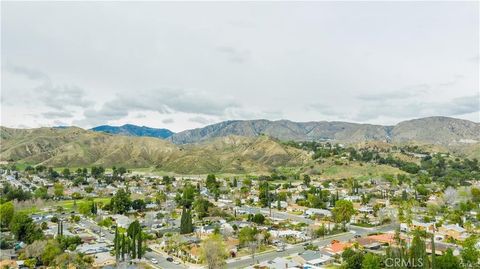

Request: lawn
left=314, top=161, right=405, bottom=179
left=16, top=197, right=111, bottom=214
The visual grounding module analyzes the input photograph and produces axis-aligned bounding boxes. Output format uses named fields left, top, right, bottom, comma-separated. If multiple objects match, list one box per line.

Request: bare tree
left=443, top=186, right=458, bottom=205
left=248, top=241, right=258, bottom=265
left=24, top=240, right=47, bottom=258
left=200, top=234, right=227, bottom=269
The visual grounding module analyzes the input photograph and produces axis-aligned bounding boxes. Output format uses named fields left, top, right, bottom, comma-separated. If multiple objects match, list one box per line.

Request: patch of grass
left=17, top=197, right=111, bottom=214
left=11, top=162, right=34, bottom=171
left=56, top=197, right=110, bottom=211
left=18, top=206, right=40, bottom=214
left=352, top=223, right=376, bottom=228
left=315, top=161, right=405, bottom=179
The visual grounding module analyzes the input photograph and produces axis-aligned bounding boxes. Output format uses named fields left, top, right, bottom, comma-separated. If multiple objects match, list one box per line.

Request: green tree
left=61, top=168, right=71, bottom=179
left=471, top=187, right=480, bottom=203
left=34, top=187, right=49, bottom=199
left=180, top=206, right=194, bottom=234
left=193, top=197, right=213, bottom=219
left=250, top=213, right=265, bottom=224
left=461, top=236, right=479, bottom=268
left=206, top=174, right=219, bottom=193
left=53, top=183, right=64, bottom=198
left=114, top=226, right=120, bottom=261
left=10, top=212, right=43, bottom=243
left=0, top=201, right=14, bottom=228
left=155, top=191, right=167, bottom=206
left=117, top=167, right=127, bottom=176
left=111, top=188, right=131, bottom=214
left=362, top=253, right=380, bottom=269
left=303, top=174, right=311, bottom=186
left=436, top=249, right=461, bottom=269
left=409, top=232, right=427, bottom=269
left=332, top=200, right=355, bottom=231
left=127, top=220, right=143, bottom=259
left=131, top=199, right=146, bottom=211
left=91, top=166, right=105, bottom=178
left=342, top=248, right=363, bottom=269
left=238, top=227, right=256, bottom=246
left=41, top=240, right=62, bottom=266
left=137, top=230, right=142, bottom=259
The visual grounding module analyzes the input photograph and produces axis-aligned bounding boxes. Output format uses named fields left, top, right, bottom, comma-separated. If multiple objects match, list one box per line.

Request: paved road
left=226, top=223, right=398, bottom=269
left=79, top=209, right=397, bottom=269
left=237, top=206, right=315, bottom=224
left=144, top=251, right=184, bottom=269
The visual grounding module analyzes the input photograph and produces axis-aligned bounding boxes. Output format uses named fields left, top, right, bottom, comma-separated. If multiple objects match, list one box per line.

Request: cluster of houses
left=1, top=167, right=480, bottom=268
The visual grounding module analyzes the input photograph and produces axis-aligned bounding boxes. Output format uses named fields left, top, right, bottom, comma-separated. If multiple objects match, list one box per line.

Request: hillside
left=390, top=117, right=480, bottom=145
left=169, top=117, right=479, bottom=146
left=0, top=127, right=309, bottom=174
left=91, top=124, right=174, bottom=139
left=168, top=119, right=390, bottom=144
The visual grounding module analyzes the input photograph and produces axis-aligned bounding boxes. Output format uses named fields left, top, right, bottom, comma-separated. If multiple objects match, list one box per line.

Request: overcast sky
left=1, top=1, right=479, bottom=132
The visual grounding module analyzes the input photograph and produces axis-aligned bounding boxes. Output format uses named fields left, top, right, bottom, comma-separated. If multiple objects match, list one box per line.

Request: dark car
left=166, top=257, right=174, bottom=262
left=354, top=234, right=361, bottom=238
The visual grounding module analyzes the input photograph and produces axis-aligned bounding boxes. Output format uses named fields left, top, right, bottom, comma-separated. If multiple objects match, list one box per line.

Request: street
left=226, top=222, right=397, bottom=268
left=79, top=210, right=397, bottom=269
left=79, top=219, right=185, bottom=269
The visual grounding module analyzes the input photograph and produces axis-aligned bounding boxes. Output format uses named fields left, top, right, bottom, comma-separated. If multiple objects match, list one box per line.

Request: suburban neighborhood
left=1, top=143, right=479, bottom=268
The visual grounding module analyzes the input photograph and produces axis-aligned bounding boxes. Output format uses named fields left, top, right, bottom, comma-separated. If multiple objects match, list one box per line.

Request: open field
left=15, top=197, right=111, bottom=214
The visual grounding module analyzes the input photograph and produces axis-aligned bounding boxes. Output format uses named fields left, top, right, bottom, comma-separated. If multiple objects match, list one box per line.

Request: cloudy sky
left=1, top=1, right=479, bottom=131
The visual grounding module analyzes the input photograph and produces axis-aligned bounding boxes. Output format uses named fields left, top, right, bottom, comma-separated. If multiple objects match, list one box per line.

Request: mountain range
left=91, top=124, right=174, bottom=139
left=1, top=116, right=478, bottom=173
left=0, top=127, right=308, bottom=173
left=91, top=116, right=479, bottom=145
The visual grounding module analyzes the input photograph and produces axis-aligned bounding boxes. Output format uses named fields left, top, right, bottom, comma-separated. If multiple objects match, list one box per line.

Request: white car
left=151, top=258, right=158, bottom=264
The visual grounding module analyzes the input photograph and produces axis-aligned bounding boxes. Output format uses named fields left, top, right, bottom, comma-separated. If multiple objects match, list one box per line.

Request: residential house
left=293, top=250, right=333, bottom=267
left=247, top=257, right=300, bottom=269
left=438, top=224, right=469, bottom=241
left=323, top=240, right=352, bottom=255
left=305, top=208, right=332, bottom=218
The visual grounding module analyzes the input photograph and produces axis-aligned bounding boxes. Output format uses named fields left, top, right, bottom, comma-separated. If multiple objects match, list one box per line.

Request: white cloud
left=1, top=1, right=478, bottom=129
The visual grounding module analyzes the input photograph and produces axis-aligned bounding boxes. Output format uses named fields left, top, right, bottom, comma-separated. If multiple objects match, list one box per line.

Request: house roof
left=300, top=250, right=323, bottom=262
left=441, top=224, right=466, bottom=233
left=367, top=233, right=396, bottom=244
left=325, top=241, right=352, bottom=254
left=0, top=260, right=17, bottom=269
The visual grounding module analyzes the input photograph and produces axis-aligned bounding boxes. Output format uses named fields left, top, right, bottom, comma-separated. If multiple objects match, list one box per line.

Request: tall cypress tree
left=125, top=237, right=130, bottom=260
left=131, top=234, right=136, bottom=259
left=121, top=234, right=126, bottom=261
left=410, top=233, right=427, bottom=269
left=180, top=206, right=193, bottom=234
left=137, top=231, right=142, bottom=259
left=114, top=226, right=119, bottom=261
